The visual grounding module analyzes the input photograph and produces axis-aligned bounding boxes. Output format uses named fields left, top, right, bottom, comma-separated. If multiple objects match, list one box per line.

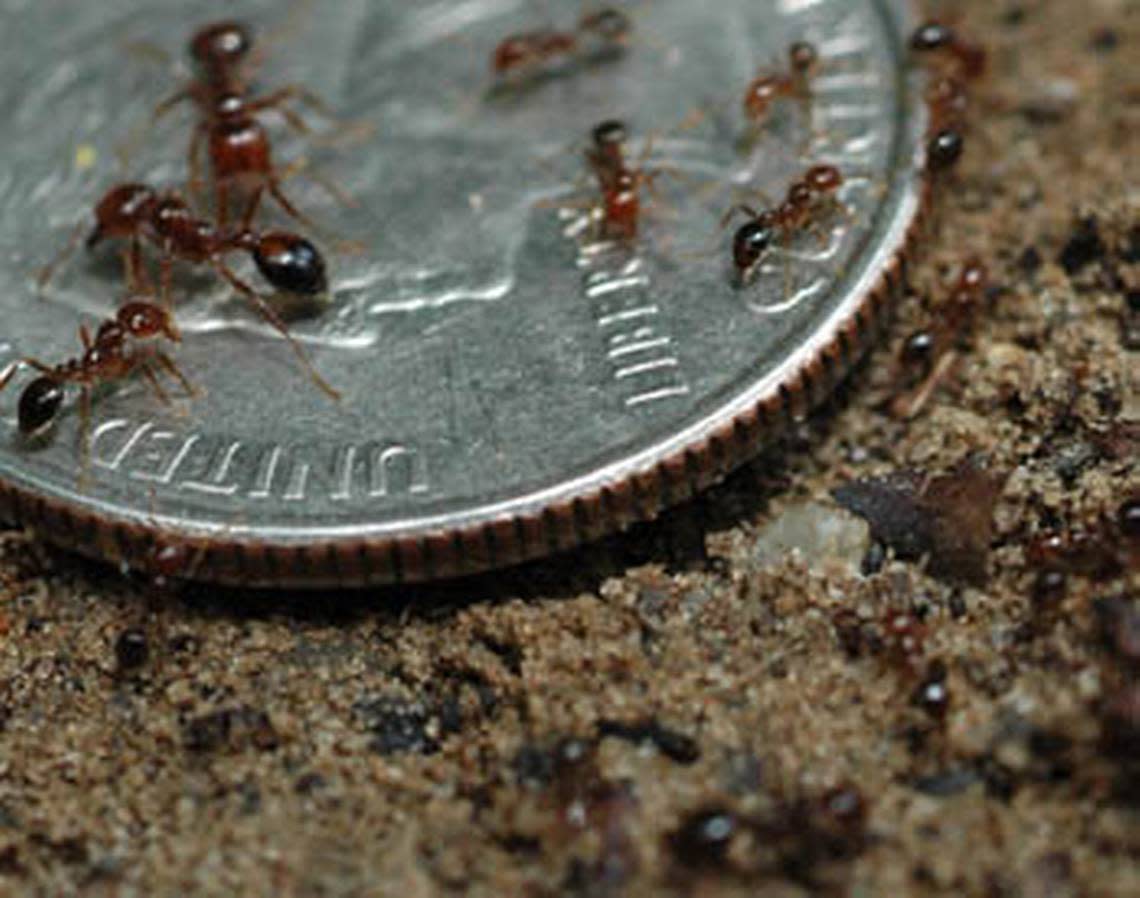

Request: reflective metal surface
left=0, top=0, right=926, bottom=586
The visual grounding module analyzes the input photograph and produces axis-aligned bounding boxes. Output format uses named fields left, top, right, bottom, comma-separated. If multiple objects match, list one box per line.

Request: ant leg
left=213, top=261, right=341, bottom=401
left=278, top=157, right=358, bottom=210
left=239, top=186, right=266, bottom=232
left=1, top=357, right=58, bottom=393
left=76, top=385, right=92, bottom=490
left=268, top=102, right=313, bottom=137
left=272, top=161, right=365, bottom=252
left=158, top=248, right=177, bottom=311
left=267, top=174, right=348, bottom=245
left=153, top=352, right=198, bottom=399
left=890, top=350, right=959, bottom=420
left=138, top=362, right=172, bottom=406
left=36, top=221, right=86, bottom=294
left=244, top=85, right=337, bottom=134
left=719, top=204, right=761, bottom=230
left=215, top=180, right=231, bottom=232
left=123, top=237, right=153, bottom=294
left=271, top=85, right=337, bottom=120
left=79, top=325, right=92, bottom=351
left=0, top=361, right=22, bottom=392
left=188, top=124, right=208, bottom=211
left=153, top=86, right=192, bottom=122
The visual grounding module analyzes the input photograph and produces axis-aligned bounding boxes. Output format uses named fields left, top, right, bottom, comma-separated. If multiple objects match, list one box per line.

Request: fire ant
left=490, top=8, right=632, bottom=85
left=143, top=20, right=348, bottom=231
left=581, top=119, right=662, bottom=242
left=1025, top=497, right=1140, bottom=579
left=741, top=41, right=820, bottom=132
left=0, top=300, right=191, bottom=442
left=38, top=183, right=339, bottom=400
left=154, top=17, right=335, bottom=129
left=888, top=257, right=988, bottom=419
left=910, top=22, right=987, bottom=173
left=552, top=118, right=689, bottom=247
left=721, top=164, right=845, bottom=281
left=910, top=22, right=987, bottom=81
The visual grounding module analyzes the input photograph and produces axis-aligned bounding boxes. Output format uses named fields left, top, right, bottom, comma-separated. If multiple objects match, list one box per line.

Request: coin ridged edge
left=0, top=169, right=934, bottom=589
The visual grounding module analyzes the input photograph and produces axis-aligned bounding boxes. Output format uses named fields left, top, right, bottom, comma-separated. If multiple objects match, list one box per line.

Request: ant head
left=580, top=9, right=632, bottom=44
left=911, top=22, right=954, bottom=53
left=190, top=21, right=253, bottom=74
left=789, top=41, right=819, bottom=74
left=253, top=233, right=328, bottom=296
left=592, top=119, right=628, bottom=148
left=119, top=302, right=181, bottom=343
left=18, top=377, right=64, bottom=436
left=733, top=218, right=776, bottom=271
left=89, top=183, right=157, bottom=247
left=805, top=164, right=843, bottom=194
left=927, top=129, right=964, bottom=170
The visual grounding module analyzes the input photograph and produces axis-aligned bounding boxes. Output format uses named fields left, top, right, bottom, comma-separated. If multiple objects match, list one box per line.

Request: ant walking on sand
left=910, top=21, right=987, bottom=172
left=888, top=257, right=988, bottom=419
left=37, top=183, right=339, bottom=400
left=721, top=164, right=845, bottom=283
left=0, top=300, right=191, bottom=441
left=491, top=8, right=632, bottom=85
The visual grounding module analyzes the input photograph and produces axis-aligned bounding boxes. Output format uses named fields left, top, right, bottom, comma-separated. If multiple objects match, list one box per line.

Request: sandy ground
left=1, top=0, right=1138, bottom=895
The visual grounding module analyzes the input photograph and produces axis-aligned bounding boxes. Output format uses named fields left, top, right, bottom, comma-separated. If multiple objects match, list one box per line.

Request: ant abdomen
left=927, top=129, right=964, bottom=170
left=87, top=184, right=158, bottom=248
left=733, top=218, right=776, bottom=271
left=252, top=233, right=328, bottom=295
left=18, top=377, right=65, bottom=436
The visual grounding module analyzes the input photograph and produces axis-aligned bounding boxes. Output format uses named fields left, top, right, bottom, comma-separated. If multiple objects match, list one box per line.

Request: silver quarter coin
left=0, top=0, right=928, bottom=586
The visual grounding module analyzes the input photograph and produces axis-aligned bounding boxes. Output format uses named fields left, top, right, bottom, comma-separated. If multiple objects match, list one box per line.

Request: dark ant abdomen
left=252, top=232, right=328, bottom=295
left=18, top=377, right=65, bottom=435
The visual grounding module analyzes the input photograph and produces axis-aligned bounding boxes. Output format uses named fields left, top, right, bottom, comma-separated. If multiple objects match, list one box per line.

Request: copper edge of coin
left=0, top=0, right=934, bottom=588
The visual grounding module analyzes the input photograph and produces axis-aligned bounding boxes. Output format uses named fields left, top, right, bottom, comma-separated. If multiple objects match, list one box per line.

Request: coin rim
left=0, top=189, right=932, bottom=588
left=0, top=2, right=933, bottom=588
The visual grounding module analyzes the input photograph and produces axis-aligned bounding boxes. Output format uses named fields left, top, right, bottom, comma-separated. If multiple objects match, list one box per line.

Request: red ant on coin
left=741, top=41, right=820, bottom=133
left=0, top=300, right=191, bottom=442
left=38, top=183, right=339, bottom=400
left=888, top=257, right=988, bottom=418
left=721, top=164, right=845, bottom=282
left=551, top=118, right=695, bottom=247
left=139, top=19, right=350, bottom=231
left=581, top=119, right=664, bottom=242
left=491, top=8, right=632, bottom=85
left=910, top=22, right=987, bottom=172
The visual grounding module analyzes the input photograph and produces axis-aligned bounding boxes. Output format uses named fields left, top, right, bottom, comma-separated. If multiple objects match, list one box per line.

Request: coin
left=0, top=0, right=928, bottom=587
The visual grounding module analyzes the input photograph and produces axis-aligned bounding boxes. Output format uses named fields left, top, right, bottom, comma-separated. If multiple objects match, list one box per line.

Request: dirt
left=0, top=0, right=1138, bottom=895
